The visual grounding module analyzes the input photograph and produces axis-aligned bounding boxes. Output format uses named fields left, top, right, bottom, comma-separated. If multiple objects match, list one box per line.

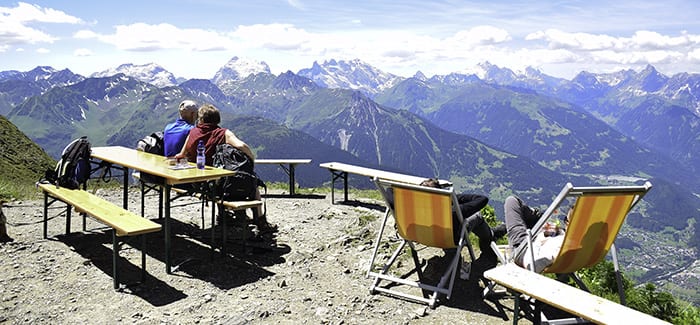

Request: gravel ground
left=0, top=185, right=514, bottom=324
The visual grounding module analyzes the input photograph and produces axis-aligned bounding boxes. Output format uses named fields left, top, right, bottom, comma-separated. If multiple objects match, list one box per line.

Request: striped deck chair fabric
left=545, top=192, right=641, bottom=274
left=366, top=178, right=477, bottom=308
left=392, top=186, right=455, bottom=248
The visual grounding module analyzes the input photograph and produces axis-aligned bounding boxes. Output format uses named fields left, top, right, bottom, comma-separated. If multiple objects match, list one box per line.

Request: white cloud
left=448, top=26, right=511, bottom=47
left=74, top=48, right=93, bottom=57
left=1, top=2, right=81, bottom=24
left=36, top=47, right=50, bottom=54
left=74, top=29, right=98, bottom=39
left=630, top=30, right=689, bottom=50
left=91, top=23, right=235, bottom=51
left=526, top=29, right=619, bottom=51
left=231, top=24, right=313, bottom=51
left=0, top=2, right=81, bottom=47
left=689, top=48, right=700, bottom=62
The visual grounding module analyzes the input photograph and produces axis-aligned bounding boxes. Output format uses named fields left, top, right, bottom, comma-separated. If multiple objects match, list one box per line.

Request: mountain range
left=1, top=57, right=699, bottom=299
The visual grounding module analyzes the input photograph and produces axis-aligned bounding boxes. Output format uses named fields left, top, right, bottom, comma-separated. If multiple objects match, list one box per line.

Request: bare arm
left=225, top=129, right=254, bottom=160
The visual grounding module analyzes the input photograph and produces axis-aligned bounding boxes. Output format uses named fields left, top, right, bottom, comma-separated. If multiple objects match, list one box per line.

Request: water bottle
left=196, top=140, right=206, bottom=169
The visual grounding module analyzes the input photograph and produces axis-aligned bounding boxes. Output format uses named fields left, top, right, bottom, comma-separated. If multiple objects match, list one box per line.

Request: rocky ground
left=0, top=185, right=515, bottom=324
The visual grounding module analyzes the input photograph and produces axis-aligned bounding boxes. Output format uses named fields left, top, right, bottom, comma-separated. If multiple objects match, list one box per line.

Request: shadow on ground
left=52, top=214, right=292, bottom=306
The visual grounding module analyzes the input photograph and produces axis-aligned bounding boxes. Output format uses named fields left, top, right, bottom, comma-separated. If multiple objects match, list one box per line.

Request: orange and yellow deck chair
left=367, top=178, right=477, bottom=308
left=488, top=181, right=653, bottom=324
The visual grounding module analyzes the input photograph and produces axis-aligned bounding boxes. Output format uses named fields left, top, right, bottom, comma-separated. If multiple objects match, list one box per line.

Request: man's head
left=198, top=104, right=221, bottom=124
left=420, top=178, right=441, bottom=188
left=178, top=100, right=198, bottom=124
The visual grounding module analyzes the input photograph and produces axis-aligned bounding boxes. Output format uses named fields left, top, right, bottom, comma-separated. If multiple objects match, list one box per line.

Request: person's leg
left=254, top=188, right=265, bottom=223
left=464, top=213, right=493, bottom=248
left=505, top=195, right=528, bottom=250
left=457, top=194, right=488, bottom=217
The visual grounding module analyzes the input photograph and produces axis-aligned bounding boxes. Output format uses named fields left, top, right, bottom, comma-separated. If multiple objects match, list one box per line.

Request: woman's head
left=198, top=104, right=221, bottom=124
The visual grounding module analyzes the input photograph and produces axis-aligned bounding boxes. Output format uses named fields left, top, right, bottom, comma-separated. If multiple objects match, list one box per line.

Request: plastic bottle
left=196, top=140, right=206, bottom=169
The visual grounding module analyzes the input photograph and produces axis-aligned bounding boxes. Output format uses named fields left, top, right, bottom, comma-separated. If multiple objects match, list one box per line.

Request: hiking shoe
left=492, top=224, right=507, bottom=239
left=256, top=222, right=279, bottom=234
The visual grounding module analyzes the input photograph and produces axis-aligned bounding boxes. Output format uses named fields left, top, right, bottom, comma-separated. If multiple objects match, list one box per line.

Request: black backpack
left=212, top=143, right=266, bottom=201
left=45, top=136, right=92, bottom=189
left=135, top=131, right=165, bottom=184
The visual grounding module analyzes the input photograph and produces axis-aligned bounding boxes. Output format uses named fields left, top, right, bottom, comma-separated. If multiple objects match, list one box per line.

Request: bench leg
left=43, top=192, right=48, bottom=239
left=65, top=203, right=72, bottom=235
left=141, top=234, right=147, bottom=283
left=113, top=230, right=119, bottom=290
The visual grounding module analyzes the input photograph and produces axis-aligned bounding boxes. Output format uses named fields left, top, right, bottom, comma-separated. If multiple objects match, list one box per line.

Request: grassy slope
left=0, top=115, right=55, bottom=200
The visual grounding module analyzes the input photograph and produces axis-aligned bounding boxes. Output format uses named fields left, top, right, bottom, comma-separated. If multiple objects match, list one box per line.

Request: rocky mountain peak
left=92, top=63, right=177, bottom=88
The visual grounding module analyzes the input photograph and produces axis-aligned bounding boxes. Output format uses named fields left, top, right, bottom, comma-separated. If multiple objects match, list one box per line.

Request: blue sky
left=2, top=1, right=700, bottom=80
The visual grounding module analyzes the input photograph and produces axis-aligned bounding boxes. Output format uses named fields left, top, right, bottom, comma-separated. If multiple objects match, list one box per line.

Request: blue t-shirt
left=163, top=118, right=194, bottom=157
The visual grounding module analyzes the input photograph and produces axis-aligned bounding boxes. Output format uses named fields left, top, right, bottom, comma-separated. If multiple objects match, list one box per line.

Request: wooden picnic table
left=91, top=146, right=234, bottom=274
left=318, top=162, right=434, bottom=203
left=255, top=159, right=311, bottom=196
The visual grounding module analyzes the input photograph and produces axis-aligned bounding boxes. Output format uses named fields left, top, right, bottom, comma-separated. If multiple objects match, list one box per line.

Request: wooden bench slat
left=483, top=263, right=670, bottom=324
left=38, top=183, right=161, bottom=236
left=171, top=188, right=262, bottom=210
left=220, top=200, right=262, bottom=210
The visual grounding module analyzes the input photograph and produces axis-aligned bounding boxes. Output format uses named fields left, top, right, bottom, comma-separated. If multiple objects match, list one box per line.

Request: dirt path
left=0, top=187, right=512, bottom=324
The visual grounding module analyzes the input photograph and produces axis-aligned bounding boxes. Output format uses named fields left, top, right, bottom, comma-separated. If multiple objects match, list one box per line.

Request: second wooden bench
left=39, top=183, right=161, bottom=290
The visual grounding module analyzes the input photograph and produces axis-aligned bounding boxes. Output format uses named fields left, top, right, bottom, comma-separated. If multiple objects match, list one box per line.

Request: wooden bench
left=38, top=183, right=162, bottom=290
left=136, top=175, right=264, bottom=254
left=169, top=187, right=263, bottom=253
left=318, top=162, right=436, bottom=203
left=255, top=159, right=311, bottom=196
left=483, top=263, right=670, bottom=324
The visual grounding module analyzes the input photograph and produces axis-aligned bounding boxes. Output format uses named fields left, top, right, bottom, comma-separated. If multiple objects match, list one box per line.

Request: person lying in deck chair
left=504, top=195, right=568, bottom=272
left=388, top=178, right=507, bottom=269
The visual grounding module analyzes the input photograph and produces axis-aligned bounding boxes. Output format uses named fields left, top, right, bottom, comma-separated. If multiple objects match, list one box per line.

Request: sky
left=2, top=0, right=700, bottom=80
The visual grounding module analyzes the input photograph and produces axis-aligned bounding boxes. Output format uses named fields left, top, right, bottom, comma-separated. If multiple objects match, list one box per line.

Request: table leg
left=122, top=167, right=129, bottom=210
left=329, top=169, right=348, bottom=204
left=164, top=184, right=172, bottom=274
left=329, top=170, right=335, bottom=204
left=289, top=164, right=296, bottom=196
left=343, top=172, right=348, bottom=202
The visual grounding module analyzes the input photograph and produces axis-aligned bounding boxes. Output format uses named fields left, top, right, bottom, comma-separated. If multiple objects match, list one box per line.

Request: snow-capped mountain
left=92, top=63, right=177, bottom=88
left=212, top=56, right=271, bottom=94
left=2, top=66, right=84, bottom=87
left=297, top=59, right=403, bottom=97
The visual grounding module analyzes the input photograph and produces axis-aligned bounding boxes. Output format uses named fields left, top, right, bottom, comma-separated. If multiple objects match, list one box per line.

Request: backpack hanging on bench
left=212, top=143, right=266, bottom=201
left=44, top=136, right=92, bottom=189
left=135, top=131, right=165, bottom=184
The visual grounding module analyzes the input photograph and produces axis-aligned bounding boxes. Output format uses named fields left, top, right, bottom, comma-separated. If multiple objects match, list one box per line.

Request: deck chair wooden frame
left=491, top=181, right=652, bottom=324
left=367, top=178, right=477, bottom=308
